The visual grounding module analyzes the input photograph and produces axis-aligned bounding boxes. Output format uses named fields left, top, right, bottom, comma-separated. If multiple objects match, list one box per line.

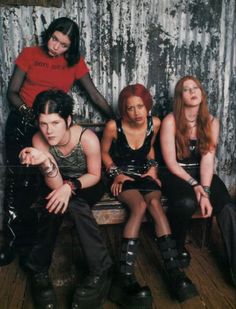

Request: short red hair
left=118, top=84, right=153, bottom=117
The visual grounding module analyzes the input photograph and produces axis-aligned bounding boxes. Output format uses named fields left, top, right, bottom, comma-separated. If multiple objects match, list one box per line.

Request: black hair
left=33, top=89, right=73, bottom=124
left=41, top=17, right=80, bottom=67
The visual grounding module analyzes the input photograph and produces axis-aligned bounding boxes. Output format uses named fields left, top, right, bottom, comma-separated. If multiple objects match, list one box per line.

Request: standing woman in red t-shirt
left=0, top=17, right=113, bottom=266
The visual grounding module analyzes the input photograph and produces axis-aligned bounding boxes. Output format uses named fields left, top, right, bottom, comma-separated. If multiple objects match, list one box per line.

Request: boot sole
left=72, top=275, right=111, bottom=309
left=174, top=283, right=199, bottom=302
left=109, top=284, right=153, bottom=309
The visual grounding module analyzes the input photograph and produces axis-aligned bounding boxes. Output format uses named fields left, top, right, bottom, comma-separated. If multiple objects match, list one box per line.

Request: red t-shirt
left=15, top=46, right=89, bottom=107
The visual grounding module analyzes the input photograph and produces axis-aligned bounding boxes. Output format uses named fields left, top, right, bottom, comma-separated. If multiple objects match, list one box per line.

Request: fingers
left=46, top=199, right=68, bottom=214
left=111, top=182, right=123, bottom=196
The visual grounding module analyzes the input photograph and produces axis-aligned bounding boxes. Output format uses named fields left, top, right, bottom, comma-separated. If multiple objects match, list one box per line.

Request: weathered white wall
left=0, top=0, right=235, bottom=226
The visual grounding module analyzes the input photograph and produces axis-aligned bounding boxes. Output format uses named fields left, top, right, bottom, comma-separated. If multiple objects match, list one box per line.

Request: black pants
left=160, top=167, right=236, bottom=274
left=3, top=111, right=39, bottom=250
left=26, top=183, right=112, bottom=274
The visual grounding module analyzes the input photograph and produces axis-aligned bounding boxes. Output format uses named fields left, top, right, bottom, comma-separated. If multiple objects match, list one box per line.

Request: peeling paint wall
left=0, top=0, right=235, bottom=224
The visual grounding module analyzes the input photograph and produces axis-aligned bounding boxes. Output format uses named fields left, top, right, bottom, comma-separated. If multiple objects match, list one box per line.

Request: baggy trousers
left=26, top=190, right=112, bottom=274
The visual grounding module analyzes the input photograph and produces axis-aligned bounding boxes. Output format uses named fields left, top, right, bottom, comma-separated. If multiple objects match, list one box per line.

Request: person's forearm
left=76, top=173, right=100, bottom=188
left=40, top=158, right=64, bottom=189
left=200, top=156, right=214, bottom=186
left=7, top=90, right=25, bottom=109
left=91, top=92, right=114, bottom=118
left=78, top=74, right=114, bottom=118
left=166, top=160, right=195, bottom=183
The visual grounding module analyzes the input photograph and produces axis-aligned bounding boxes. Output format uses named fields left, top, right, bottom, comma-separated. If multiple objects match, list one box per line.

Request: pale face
left=125, top=96, right=148, bottom=125
left=38, top=113, right=70, bottom=146
left=182, top=79, right=202, bottom=107
left=47, top=31, right=71, bottom=57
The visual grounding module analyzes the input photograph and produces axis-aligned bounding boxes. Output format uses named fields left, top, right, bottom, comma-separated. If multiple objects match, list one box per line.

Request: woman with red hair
left=101, top=84, right=197, bottom=308
left=160, top=75, right=236, bottom=288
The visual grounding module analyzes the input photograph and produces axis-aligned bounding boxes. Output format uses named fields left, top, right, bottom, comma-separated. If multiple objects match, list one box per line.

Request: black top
left=112, top=116, right=154, bottom=174
left=177, top=139, right=201, bottom=165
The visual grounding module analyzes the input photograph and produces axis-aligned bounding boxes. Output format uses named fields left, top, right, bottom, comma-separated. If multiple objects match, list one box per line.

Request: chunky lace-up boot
left=109, top=238, right=152, bottom=309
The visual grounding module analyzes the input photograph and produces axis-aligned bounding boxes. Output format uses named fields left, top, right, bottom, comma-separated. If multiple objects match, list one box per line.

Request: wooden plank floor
left=0, top=221, right=235, bottom=309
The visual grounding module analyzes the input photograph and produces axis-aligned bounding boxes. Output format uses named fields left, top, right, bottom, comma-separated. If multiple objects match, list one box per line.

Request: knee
left=148, top=198, right=163, bottom=213
left=170, top=197, right=197, bottom=218
left=131, top=201, right=147, bottom=218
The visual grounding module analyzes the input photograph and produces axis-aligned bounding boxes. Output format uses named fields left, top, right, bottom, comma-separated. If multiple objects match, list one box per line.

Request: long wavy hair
left=118, top=84, right=153, bottom=118
left=42, top=17, right=80, bottom=67
left=173, top=75, right=215, bottom=159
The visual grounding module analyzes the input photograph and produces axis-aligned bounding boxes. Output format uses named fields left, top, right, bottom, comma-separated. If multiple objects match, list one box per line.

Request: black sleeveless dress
left=112, top=116, right=161, bottom=193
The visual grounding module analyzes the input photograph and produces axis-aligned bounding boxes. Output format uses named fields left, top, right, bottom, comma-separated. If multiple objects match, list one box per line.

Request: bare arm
left=147, top=116, right=161, bottom=160
left=200, top=117, right=219, bottom=186
left=78, top=73, right=114, bottom=118
left=101, top=120, right=117, bottom=169
left=78, top=129, right=101, bottom=188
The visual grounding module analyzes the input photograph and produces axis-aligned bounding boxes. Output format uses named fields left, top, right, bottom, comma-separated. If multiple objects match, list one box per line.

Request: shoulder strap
left=78, top=128, right=87, bottom=144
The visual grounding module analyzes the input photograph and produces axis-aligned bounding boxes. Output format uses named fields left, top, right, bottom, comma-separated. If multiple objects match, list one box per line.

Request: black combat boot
left=157, top=235, right=198, bottom=302
left=72, top=268, right=112, bottom=309
left=178, top=247, right=191, bottom=268
left=29, top=270, right=57, bottom=309
left=109, top=238, right=152, bottom=309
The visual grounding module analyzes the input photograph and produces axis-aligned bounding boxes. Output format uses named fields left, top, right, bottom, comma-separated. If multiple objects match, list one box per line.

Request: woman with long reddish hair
left=160, top=75, right=236, bottom=288
left=102, top=83, right=198, bottom=309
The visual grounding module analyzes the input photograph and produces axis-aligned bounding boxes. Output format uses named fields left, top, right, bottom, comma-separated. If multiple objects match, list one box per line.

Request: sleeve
left=15, top=47, right=32, bottom=73
left=74, top=56, right=90, bottom=80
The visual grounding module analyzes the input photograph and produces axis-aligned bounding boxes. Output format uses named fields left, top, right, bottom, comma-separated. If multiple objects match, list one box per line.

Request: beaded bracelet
left=145, top=159, right=159, bottom=170
left=106, top=165, right=123, bottom=178
left=40, top=159, right=58, bottom=178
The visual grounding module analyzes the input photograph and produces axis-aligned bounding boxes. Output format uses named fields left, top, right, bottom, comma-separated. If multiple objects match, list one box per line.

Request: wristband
left=145, top=159, right=159, bottom=169
left=18, top=104, right=28, bottom=112
left=71, top=178, right=82, bottom=192
left=106, top=165, right=123, bottom=178
left=63, top=178, right=82, bottom=195
left=187, top=177, right=198, bottom=186
left=203, top=186, right=211, bottom=196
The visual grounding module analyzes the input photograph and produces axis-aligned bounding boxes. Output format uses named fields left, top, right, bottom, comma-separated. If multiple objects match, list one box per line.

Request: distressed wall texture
left=0, top=0, right=235, bottom=224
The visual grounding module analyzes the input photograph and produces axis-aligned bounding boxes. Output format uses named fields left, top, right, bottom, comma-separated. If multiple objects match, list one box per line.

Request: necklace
left=57, top=129, right=71, bottom=147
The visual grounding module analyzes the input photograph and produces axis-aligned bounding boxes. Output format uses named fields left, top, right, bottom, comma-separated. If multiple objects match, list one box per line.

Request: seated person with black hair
left=19, top=89, right=112, bottom=309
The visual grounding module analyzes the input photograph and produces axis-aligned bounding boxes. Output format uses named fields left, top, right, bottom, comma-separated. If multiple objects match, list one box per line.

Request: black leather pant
left=3, top=111, right=39, bottom=251
left=26, top=183, right=113, bottom=274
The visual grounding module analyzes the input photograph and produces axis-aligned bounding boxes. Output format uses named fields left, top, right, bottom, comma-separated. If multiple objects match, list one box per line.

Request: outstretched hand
left=19, top=147, right=48, bottom=166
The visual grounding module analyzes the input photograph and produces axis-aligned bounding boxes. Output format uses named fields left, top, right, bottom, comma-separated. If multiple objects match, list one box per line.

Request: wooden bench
left=91, top=191, right=212, bottom=248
